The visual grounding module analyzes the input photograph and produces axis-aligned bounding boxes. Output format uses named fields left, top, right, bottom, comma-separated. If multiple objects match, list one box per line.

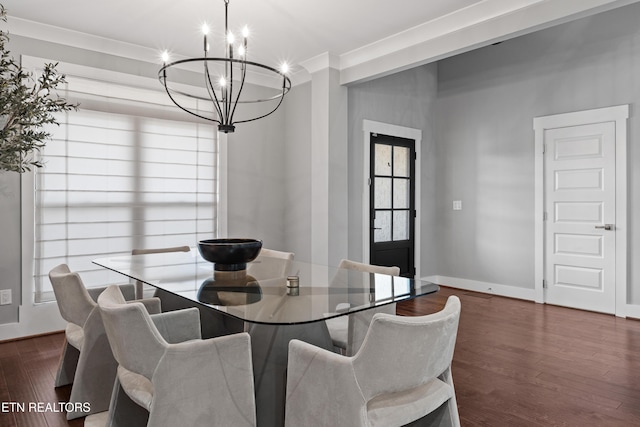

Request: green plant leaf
left=0, top=4, right=78, bottom=173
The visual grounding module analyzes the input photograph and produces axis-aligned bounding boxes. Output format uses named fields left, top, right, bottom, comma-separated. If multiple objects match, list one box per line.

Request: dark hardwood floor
left=1, top=286, right=639, bottom=426
left=0, top=332, right=83, bottom=427
left=398, top=287, right=640, bottom=426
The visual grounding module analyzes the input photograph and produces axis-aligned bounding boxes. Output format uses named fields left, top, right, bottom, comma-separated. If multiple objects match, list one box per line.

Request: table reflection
left=197, top=270, right=262, bottom=306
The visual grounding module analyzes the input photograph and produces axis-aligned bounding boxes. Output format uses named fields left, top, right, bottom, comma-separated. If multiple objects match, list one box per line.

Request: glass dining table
left=93, top=249, right=439, bottom=427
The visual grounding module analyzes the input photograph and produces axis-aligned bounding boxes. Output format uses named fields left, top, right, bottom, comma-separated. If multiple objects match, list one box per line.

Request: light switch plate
left=0, top=289, right=12, bottom=305
left=453, top=200, right=462, bottom=211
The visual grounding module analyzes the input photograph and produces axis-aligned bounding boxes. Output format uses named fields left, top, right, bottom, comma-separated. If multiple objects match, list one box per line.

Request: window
left=31, top=66, right=217, bottom=303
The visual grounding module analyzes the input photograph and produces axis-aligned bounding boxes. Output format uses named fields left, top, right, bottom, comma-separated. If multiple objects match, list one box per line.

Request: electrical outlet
left=0, top=289, right=12, bottom=305
left=453, top=200, right=462, bottom=211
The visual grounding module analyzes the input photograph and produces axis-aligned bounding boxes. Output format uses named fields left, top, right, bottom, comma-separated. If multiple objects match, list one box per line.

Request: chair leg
left=66, top=321, right=118, bottom=420
left=107, top=377, right=149, bottom=427
left=54, top=339, right=79, bottom=387
left=441, top=368, right=461, bottom=427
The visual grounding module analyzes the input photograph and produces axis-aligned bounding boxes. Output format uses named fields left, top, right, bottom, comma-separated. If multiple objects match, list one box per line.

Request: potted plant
left=0, top=3, right=77, bottom=173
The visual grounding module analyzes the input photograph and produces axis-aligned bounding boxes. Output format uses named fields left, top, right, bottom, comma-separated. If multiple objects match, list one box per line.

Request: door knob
left=595, top=224, right=614, bottom=230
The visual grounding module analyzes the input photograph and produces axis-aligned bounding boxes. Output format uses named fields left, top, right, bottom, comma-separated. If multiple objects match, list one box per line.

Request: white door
left=544, top=122, right=616, bottom=313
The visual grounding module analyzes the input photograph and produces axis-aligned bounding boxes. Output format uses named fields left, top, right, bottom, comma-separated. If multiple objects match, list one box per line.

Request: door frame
left=362, top=120, right=422, bottom=278
left=533, top=105, right=628, bottom=316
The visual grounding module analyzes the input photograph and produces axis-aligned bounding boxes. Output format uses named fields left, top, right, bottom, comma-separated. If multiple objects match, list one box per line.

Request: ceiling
left=2, top=0, right=480, bottom=60
left=2, top=0, right=639, bottom=85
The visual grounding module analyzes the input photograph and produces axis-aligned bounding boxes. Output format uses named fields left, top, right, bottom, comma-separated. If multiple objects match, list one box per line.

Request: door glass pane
left=374, top=210, right=391, bottom=242
left=375, top=144, right=392, bottom=176
left=393, top=146, right=409, bottom=177
left=393, top=210, right=409, bottom=241
left=393, top=178, right=409, bottom=209
left=374, top=177, right=391, bottom=209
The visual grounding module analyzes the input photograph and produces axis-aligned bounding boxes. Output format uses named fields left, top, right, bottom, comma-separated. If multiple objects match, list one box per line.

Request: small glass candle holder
left=286, top=275, right=299, bottom=288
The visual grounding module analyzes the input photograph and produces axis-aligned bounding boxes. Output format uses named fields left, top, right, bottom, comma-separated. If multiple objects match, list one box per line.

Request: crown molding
left=8, top=0, right=640, bottom=87
left=7, top=16, right=159, bottom=63
left=339, top=0, right=640, bottom=85
left=340, top=0, right=544, bottom=71
left=7, top=17, right=296, bottom=90
left=299, top=52, right=340, bottom=74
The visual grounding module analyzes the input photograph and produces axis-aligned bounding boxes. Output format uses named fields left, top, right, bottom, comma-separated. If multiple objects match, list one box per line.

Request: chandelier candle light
left=159, top=0, right=291, bottom=133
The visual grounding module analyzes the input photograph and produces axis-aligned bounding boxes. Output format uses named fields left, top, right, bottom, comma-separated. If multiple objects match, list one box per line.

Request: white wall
left=435, top=2, right=640, bottom=302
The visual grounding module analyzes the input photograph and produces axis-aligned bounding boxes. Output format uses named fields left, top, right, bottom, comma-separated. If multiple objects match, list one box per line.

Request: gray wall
left=0, top=34, right=288, bottom=325
left=0, top=35, right=103, bottom=324
left=283, top=82, right=312, bottom=262
left=5, top=0, right=640, bottom=329
left=0, top=172, right=21, bottom=323
left=347, top=64, right=439, bottom=275
left=226, top=85, right=288, bottom=250
left=435, top=2, right=640, bottom=300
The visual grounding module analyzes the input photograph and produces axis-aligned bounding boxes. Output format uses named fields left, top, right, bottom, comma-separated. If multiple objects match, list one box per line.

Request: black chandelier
left=158, top=0, right=291, bottom=133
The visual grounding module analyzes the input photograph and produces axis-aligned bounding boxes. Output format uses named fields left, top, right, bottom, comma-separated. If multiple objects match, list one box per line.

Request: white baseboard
left=0, top=302, right=66, bottom=341
left=425, top=275, right=640, bottom=319
left=423, top=275, right=536, bottom=301
left=624, top=304, right=640, bottom=320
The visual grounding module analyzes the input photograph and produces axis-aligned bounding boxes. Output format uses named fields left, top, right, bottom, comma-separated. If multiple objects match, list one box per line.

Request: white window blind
left=33, top=73, right=217, bottom=303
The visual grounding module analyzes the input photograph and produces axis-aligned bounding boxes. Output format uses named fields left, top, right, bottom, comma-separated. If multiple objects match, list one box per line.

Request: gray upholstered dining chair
left=97, top=284, right=257, bottom=427
left=49, top=264, right=161, bottom=420
left=247, top=247, right=294, bottom=279
left=285, top=295, right=462, bottom=427
left=325, top=259, right=401, bottom=356
left=131, top=245, right=191, bottom=298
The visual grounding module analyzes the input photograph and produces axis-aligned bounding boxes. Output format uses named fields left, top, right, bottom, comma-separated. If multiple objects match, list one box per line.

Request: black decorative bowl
left=197, top=271, right=262, bottom=306
left=198, top=238, right=262, bottom=271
